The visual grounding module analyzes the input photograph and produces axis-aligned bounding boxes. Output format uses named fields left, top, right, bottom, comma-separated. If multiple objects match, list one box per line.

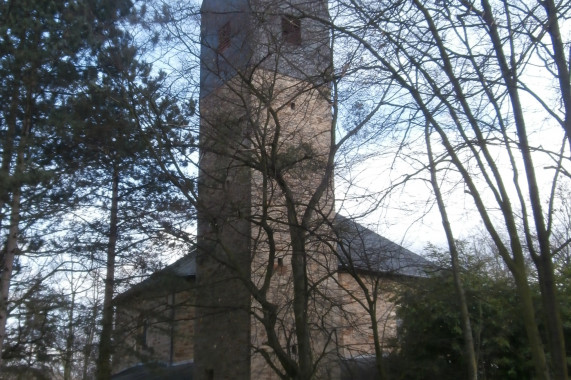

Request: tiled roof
left=118, top=214, right=429, bottom=299
left=146, top=215, right=428, bottom=279
left=334, top=214, right=430, bottom=277
left=161, top=252, right=196, bottom=277
left=114, top=252, right=196, bottom=301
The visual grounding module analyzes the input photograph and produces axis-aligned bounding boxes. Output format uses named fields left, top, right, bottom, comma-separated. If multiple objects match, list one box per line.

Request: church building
left=112, top=1, right=429, bottom=379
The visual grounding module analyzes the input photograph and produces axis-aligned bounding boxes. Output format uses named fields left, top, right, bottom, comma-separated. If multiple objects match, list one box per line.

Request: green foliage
left=554, top=261, right=571, bottom=371
left=388, top=246, right=534, bottom=380
left=0, top=0, right=136, bottom=247
left=2, top=282, right=64, bottom=375
left=0, top=0, right=195, bottom=376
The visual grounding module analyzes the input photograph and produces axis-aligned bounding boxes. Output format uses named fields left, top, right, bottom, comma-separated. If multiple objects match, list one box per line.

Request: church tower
left=196, top=1, right=335, bottom=379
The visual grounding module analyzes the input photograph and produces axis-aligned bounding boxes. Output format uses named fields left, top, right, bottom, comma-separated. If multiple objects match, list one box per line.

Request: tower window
left=282, top=16, right=301, bottom=45
left=218, top=21, right=231, bottom=52
left=291, top=344, right=297, bottom=355
left=273, top=257, right=286, bottom=276
left=139, top=317, right=149, bottom=349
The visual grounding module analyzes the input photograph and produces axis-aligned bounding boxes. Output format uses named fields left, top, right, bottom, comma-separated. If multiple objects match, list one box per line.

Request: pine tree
left=0, top=0, right=133, bottom=369
left=60, top=34, right=193, bottom=379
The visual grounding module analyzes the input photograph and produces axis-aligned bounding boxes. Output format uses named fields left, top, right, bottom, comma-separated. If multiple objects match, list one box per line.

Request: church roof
left=161, top=251, right=196, bottom=277
left=334, top=214, right=430, bottom=278
left=121, top=214, right=429, bottom=291
left=114, top=252, right=196, bottom=302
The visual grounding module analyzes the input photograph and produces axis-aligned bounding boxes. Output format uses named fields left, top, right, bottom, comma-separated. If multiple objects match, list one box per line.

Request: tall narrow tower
left=197, top=1, right=335, bottom=379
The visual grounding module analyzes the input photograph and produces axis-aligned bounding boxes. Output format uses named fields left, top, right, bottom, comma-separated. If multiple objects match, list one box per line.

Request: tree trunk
left=0, top=187, right=21, bottom=369
left=96, top=166, right=120, bottom=380
left=537, top=254, right=568, bottom=380
left=541, top=0, right=571, bottom=150
left=288, top=221, right=312, bottom=380
left=0, top=89, right=18, bottom=232
left=0, top=89, right=31, bottom=369
left=64, top=285, right=77, bottom=380
left=368, top=296, right=389, bottom=380
left=478, top=1, right=565, bottom=377
left=513, top=264, right=552, bottom=380
left=82, top=301, right=99, bottom=380
left=426, top=127, right=478, bottom=380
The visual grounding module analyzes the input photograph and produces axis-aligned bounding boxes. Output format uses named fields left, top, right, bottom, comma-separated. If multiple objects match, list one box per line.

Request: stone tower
left=196, top=1, right=335, bottom=379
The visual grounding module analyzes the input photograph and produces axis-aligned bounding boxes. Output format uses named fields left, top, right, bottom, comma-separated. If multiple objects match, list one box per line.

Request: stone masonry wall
left=337, top=273, right=399, bottom=359
left=112, top=281, right=196, bottom=374
left=246, top=71, right=337, bottom=380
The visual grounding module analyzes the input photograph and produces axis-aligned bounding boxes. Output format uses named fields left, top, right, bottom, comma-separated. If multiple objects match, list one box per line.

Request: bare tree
left=131, top=1, right=418, bottom=379
left=425, top=124, right=478, bottom=380
left=312, top=1, right=571, bottom=379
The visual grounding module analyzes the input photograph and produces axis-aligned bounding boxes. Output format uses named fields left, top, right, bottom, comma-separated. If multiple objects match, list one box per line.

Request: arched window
left=218, top=21, right=231, bottom=52
left=282, top=16, right=301, bottom=45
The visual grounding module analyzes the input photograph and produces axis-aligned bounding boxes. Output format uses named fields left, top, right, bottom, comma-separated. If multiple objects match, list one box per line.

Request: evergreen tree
left=3, top=281, right=65, bottom=379
left=60, top=33, right=193, bottom=379
left=390, top=244, right=537, bottom=380
left=0, top=0, right=133, bottom=369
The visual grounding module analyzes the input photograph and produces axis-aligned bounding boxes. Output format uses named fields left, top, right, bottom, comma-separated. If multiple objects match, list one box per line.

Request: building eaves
left=114, top=252, right=196, bottom=302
